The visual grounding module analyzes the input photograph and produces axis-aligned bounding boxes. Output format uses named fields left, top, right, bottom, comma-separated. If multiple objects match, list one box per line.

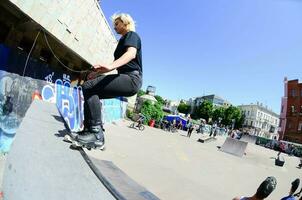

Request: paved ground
left=0, top=119, right=300, bottom=199
left=87, top=120, right=301, bottom=200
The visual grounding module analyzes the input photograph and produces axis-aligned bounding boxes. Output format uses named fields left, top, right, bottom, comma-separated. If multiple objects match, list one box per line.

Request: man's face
left=114, top=18, right=127, bottom=34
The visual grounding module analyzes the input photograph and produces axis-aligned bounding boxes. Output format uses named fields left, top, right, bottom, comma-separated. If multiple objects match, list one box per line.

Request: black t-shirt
left=114, top=31, right=142, bottom=75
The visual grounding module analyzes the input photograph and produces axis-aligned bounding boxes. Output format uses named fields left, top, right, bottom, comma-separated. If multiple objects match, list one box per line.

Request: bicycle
left=170, top=126, right=178, bottom=133
left=130, top=122, right=145, bottom=131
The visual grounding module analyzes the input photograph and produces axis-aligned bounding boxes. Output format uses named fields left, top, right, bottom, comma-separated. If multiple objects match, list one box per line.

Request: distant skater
left=187, top=124, right=194, bottom=138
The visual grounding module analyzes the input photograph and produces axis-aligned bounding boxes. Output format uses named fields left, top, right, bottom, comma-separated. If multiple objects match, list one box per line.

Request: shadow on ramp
left=2, top=100, right=159, bottom=200
left=220, top=137, right=248, bottom=157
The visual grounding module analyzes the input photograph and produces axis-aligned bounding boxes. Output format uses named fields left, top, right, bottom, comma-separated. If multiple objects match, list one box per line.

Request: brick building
left=279, top=78, right=302, bottom=144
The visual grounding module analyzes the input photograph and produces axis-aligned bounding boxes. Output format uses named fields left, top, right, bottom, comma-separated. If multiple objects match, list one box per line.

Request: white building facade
left=238, top=103, right=280, bottom=139
left=187, top=94, right=231, bottom=114
left=8, top=0, right=117, bottom=66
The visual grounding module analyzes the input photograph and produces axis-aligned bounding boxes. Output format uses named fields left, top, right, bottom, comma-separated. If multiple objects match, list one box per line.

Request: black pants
left=82, top=72, right=142, bottom=127
left=187, top=127, right=194, bottom=137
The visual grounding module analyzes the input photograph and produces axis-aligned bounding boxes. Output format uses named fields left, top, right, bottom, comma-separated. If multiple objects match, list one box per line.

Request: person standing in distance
left=74, top=13, right=143, bottom=149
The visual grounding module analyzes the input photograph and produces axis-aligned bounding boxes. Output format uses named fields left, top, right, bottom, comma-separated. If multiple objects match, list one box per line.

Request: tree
left=194, top=100, right=213, bottom=121
left=236, top=113, right=245, bottom=128
left=155, top=95, right=165, bottom=105
left=177, top=102, right=191, bottom=114
left=212, top=107, right=226, bottom=123
left=140, top=100, right=164, bottom=123
left=223, top=106, right=243, bottom=128
left=137, top=89, right=146, bottom=97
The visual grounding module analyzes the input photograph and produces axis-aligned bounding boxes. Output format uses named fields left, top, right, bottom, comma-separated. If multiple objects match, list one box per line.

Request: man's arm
left=93, top=47, right=137, bottom=73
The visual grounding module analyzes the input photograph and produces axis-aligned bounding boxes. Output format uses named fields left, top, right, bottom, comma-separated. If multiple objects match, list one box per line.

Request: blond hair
left=111, top=13, right=136, bottom=32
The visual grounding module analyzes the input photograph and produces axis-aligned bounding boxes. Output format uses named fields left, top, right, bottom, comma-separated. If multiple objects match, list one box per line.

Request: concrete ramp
left=2, top=100, right=159, bottom=200
left=2, top=100, right=115, bottom=200
left=220, top=137, right=248, bottom=157
left=240, top=134, right=257, bottom=144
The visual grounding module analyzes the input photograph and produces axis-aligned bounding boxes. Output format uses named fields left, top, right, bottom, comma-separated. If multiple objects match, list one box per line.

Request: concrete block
left=29, top=3, right=46, bottom=24
left=51, top=22, right=66, bottom=41
left=40, top=12, right=56, bottom=32
left=16, top=0, right=33, bottom=15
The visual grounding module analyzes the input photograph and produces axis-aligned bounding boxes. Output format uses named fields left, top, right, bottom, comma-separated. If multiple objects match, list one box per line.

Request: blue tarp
left=163, top=115, right=188, bottom=126
left=0, top=44, right=10, bottom=70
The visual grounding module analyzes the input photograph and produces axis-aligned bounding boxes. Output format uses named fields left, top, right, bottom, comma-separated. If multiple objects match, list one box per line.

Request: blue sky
left=101, top=0, right=302, bottom=114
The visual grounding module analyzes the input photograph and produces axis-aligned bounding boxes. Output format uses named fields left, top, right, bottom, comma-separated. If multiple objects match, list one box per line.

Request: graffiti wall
left=0, top=44, right=127, bottom=153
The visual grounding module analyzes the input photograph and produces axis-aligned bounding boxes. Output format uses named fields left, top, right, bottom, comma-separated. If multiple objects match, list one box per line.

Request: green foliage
left=194, top=100, right=213, bottom=121
left=155, top=95, right=165, bottom=105
left=236, top=113, right=245, bottom=128
left=190, top=102, right=244, bottom=128
left=177, top=103, right=191, bottom=114
left=223, top=106, right=244, bottom=128
left=140, top=100, right=164, bottom=124
left=126, top=109, right=134, bottom=120
left=212, top=107, right=226, bottom=122
left=137, top=89, right=146, bottom=97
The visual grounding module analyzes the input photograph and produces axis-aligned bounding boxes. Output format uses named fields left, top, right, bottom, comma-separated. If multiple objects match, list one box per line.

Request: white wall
left=9, top=0, right=117, bottom=65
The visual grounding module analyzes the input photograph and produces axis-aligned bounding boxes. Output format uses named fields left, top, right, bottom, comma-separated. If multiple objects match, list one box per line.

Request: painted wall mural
left=0, top=44, right=127, bottom=153
left=41, top=73, right=84, bottom=132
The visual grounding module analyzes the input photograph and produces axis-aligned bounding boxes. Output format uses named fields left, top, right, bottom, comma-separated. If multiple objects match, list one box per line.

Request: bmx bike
left=130, top=122, right=145, bottom=131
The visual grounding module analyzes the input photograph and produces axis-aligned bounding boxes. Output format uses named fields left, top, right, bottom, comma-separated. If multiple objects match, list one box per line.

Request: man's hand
left=93, top=64, right=113, bottom=74
left=87, top=71, right=99, bottom=80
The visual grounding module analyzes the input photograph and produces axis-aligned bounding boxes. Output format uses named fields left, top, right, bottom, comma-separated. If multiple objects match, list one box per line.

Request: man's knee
left=82, top=81, right=92, bottom=91
left=129, top=87, right=140, bottom=96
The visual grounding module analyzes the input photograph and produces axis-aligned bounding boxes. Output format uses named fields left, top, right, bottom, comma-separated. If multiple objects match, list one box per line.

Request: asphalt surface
left=0, top=114, right=301, bottom=199
left=87, top=120, right=301, bottom=200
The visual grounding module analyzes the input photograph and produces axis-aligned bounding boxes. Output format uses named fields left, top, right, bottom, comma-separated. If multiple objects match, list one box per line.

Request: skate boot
left=64, top=120, right=91, bottom=143
left=72, top=125, right=105, bottom=150
left=63, top=127, right=89, bottom=143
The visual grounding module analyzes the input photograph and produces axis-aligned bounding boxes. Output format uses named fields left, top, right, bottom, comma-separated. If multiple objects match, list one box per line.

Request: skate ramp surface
left=2, top=100, right=159, bottom=200
left=240, top=134, right=257, bottom=144
left=220, top=137, right=248, bottom=157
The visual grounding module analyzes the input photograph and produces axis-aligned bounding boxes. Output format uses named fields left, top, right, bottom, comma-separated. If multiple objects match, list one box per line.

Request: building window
left=288, top=121, right=292, bottom=129
left=291, top=106, right=295, bottom=113
left=298, top=122, right=302, bottom=131
left=291, top=89, right=296, bottom=97
left=281, top=106, right=284, bottom=113
left=247, top=111, right=250, bottom=116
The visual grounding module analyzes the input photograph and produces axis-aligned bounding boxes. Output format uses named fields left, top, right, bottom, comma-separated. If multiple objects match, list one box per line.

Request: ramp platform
left=240, top=134, right=257, bottom=144
left=2, top=100, right=159, bottom=200
left=220, top=137, right=248, bottom=157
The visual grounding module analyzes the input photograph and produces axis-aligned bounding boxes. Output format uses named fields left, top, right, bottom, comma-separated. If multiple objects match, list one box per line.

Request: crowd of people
left=143, top=116, right=238, bottom=138
left=263, top=139, right=301, bottom=157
